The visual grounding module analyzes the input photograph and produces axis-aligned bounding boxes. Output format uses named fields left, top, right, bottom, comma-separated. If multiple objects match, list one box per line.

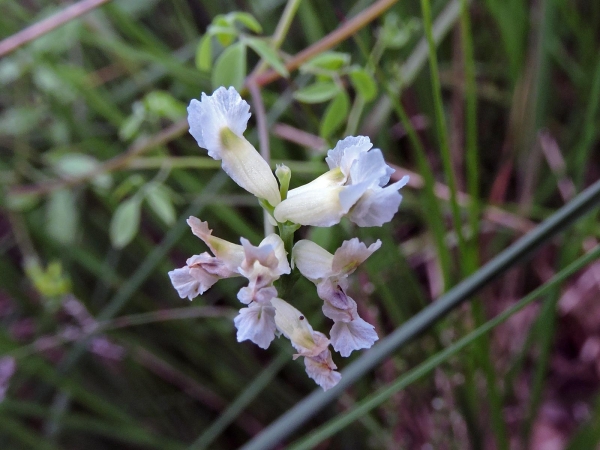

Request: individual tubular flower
left=169, top=253, right=236, bottom=300
left=271, top=298, right=341, bottom=390
left=168, top=217, right=244, bottom=300
left=186, top=216, right=246, bottom=271
left=233, top=234, right=290, bottom=349
left=273, top=135, right=409, bottom=226
left=237, top=234, right=290, bottom=304
left=187, top=87, right=281, bottom=207
left=293, top=238, right=381, bottom=356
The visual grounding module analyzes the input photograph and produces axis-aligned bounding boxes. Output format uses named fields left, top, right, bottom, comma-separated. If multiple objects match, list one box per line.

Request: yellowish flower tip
left=219, top=127, right=241, bottom=151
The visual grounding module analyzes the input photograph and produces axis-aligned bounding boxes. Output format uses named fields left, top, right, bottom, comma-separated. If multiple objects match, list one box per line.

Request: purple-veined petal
left=233, top=303, right=277, bottom=349
left=330, top=318, right=379, bottom=357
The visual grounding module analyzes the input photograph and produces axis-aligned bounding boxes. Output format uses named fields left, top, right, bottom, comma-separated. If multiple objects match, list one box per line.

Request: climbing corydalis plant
left=168, top=86, right=408, bottom=390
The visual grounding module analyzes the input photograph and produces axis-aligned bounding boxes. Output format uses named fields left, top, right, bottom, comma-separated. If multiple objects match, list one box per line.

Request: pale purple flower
left=293, top=238, right=381, bottom=356
left=233, top=302, right=277, bottom=349
left=271, top=298, right=341, bottom=390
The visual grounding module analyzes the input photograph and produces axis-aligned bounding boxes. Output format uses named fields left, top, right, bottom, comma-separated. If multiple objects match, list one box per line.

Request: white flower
left=273, top=136, right=408, bottom=226
left=233, top=302, right=277, bottom=349
left=187, top=87, right=281, bottom=206
left=293, top=238, right=381, bottom=356
left=237, top=234, right=290, bottom=304
left=168, top=253, right=238, bottom=300
left=271, top=298, right=341, bottom=390
left=271, top=298, right=325, bottom=355
left=293, top=238, right=381, bottom=289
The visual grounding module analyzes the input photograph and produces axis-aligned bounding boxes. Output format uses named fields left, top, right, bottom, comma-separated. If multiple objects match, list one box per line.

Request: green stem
left=420, top=0, right=467, bottom=267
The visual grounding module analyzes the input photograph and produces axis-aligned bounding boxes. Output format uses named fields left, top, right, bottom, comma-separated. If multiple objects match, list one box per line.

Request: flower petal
left=237, top=283, right=277, bottom=305
left=218, top=129, right=281, bottom=206
left=285, top=167, right=345, bottom=198
left=168, top=260, right=219, bottom=300
left=292, top=240, right=334, bottom=281
left=304, top=349, right=341, bottom=391
left=271, top=298, right=318, bottom=353
left=188, top=86, right=251, bottom=154
left=259, top=234, right=291, bottom=276
left=331, top=238, right=381, bottom=276
left=316, top=278, right=352, bottom=309
left=330, top=318, right=379, bottom=357
left=322, top=296, right=358, bottom=322
left=240, top=237, right=279, bottom=272
left=186, top=217, right=245, bottom=271
left=274, top=185, right=347, bottom=227
left=350, top=148, right=393, bottom=187
left=325, top=135, right=372, bottom=176
left=186, top=253, right=239, bottom=279
left=347, top=176, right=409, bottom=227
left=233, top=303, right=277, bottom=349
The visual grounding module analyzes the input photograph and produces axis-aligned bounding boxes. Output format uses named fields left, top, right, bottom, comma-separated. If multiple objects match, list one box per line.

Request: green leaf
left=110, top=197, right=141, bottom=249
left=349, top=67, right=377, bottom=101
left=195, top=34, right=212, bottom=72
left=113, top=175, right=145, bottom=201
left=301, top=52, right=350, bottom=71
left=229, top=12, right=262, bottom=33
left=145, top=184, right=176, bottom=225
left=119, top=101, right=146, bottom=141
left=47, top=189, right=78, bottom=245
left=293, top=81, right=340, bottom=104
left=213, top=14, right=233, bottom=27
left=52, top=153, right=112, bottom=190
left=207, top=24, right=238, bottom=47
left=143, top=90, right=186, bottom=121
left=212, top=42, right=247, bottom=91
left=245, top=37, right=288, bottom=77
left=6, top=192, right=40, bottom=212
left=320, top=90, right=350, bottom=138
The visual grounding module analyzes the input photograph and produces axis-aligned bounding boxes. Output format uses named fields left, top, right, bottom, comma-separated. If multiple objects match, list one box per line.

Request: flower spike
left=170, top=87, right=411, bottom=390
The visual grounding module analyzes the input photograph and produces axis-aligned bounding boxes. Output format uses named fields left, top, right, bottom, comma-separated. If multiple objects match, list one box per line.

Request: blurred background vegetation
left=1, top=0, right=600, bottom=448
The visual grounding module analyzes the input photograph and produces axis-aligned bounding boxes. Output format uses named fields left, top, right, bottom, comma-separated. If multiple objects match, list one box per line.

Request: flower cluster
left=169, top=87, right=408, bottom=390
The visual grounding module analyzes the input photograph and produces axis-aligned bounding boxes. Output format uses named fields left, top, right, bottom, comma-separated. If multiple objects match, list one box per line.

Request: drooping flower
left=271, top=297, right=341, bottom=390
left=186, top=216, right=246, bottom=271
left=233, top=302, right=277, bottom=349
left=168, top=217, right=244, bottom=300
left=168, top=253, right=238, bottom=300
left=274, top=136, right=409, bottom=226
left=293, top=238, right=381, bottom=356
left=187, top=87, right=281, bottom=206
